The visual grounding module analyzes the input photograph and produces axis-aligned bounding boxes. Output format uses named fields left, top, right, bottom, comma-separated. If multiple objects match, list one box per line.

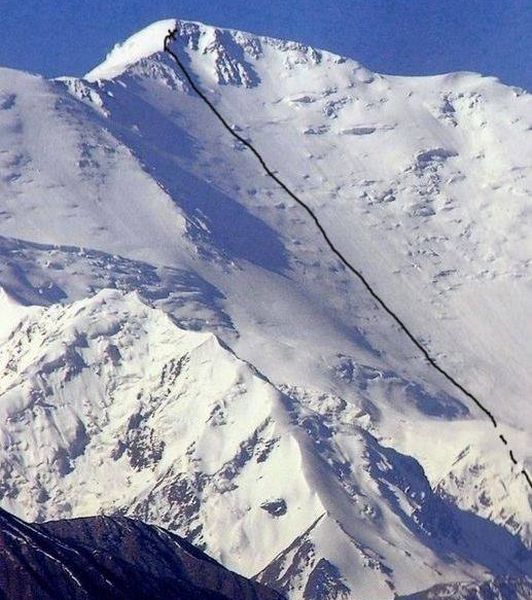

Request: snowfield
left=0, top=18, right=530, bottom=599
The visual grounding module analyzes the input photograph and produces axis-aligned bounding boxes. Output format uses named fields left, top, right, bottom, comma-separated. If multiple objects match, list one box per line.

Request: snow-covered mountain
left=0, top=18, right=530, bottom=599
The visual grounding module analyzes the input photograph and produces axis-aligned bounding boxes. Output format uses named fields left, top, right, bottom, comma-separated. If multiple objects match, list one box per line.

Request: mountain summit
left=0, top=18, right=530, bottom=599
left=86, top=19, right=176, bottom=80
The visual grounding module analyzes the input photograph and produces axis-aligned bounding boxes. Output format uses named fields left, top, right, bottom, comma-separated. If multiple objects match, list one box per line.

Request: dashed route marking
left=163, top=27, right=531, bottom=489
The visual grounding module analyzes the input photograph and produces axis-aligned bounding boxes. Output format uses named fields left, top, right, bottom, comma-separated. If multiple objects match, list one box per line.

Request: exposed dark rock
left=0, top=508, right=284, bottom=600
left=260, top=498, right=287, bottom=517
left=303, top=559, right=351, bottom=600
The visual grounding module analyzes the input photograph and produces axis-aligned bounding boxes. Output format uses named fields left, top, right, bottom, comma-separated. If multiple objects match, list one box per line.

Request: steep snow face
left=82, top=17, right=532, bottom=431
left=0, top=290, right=529, bottom=598
left=162, top=20, right=531, bottom=428
left=0, top=18, right=531, bottom=600
left=0, top=67, right=189, bottom=265
left=84, top=18, right=532, bottom=536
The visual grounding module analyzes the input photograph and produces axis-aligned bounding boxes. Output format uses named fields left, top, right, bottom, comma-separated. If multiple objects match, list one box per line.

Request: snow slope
left=0, top=18, right=530, bottom=599
left=0, top=290, right=529, bottom=598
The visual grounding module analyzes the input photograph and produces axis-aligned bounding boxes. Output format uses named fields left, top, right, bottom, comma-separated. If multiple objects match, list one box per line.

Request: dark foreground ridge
left=0, top=508, right=283, bottom=600
left=163, top=27, right=530, bottom=489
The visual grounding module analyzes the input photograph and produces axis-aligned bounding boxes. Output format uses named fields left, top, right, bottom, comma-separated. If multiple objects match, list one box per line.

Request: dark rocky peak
left=0, top=508, right=284, bottom=600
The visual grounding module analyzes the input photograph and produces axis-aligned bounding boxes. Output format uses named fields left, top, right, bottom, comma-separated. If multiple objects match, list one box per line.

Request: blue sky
left=1, top=0, right=531, bottom=90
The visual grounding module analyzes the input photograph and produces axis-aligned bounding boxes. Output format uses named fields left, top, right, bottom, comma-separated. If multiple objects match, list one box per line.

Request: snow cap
left=85, top=19, right=177, bottom=81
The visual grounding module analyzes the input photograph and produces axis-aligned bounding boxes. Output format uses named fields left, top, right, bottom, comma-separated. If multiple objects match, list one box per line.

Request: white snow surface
left=86, top=20, right=176, bottom=81
left=0, top=18, right=530, bottom=599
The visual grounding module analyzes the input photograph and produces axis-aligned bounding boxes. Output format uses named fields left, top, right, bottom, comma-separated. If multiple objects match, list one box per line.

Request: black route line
left=163, top=28, right=530, bottom=489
